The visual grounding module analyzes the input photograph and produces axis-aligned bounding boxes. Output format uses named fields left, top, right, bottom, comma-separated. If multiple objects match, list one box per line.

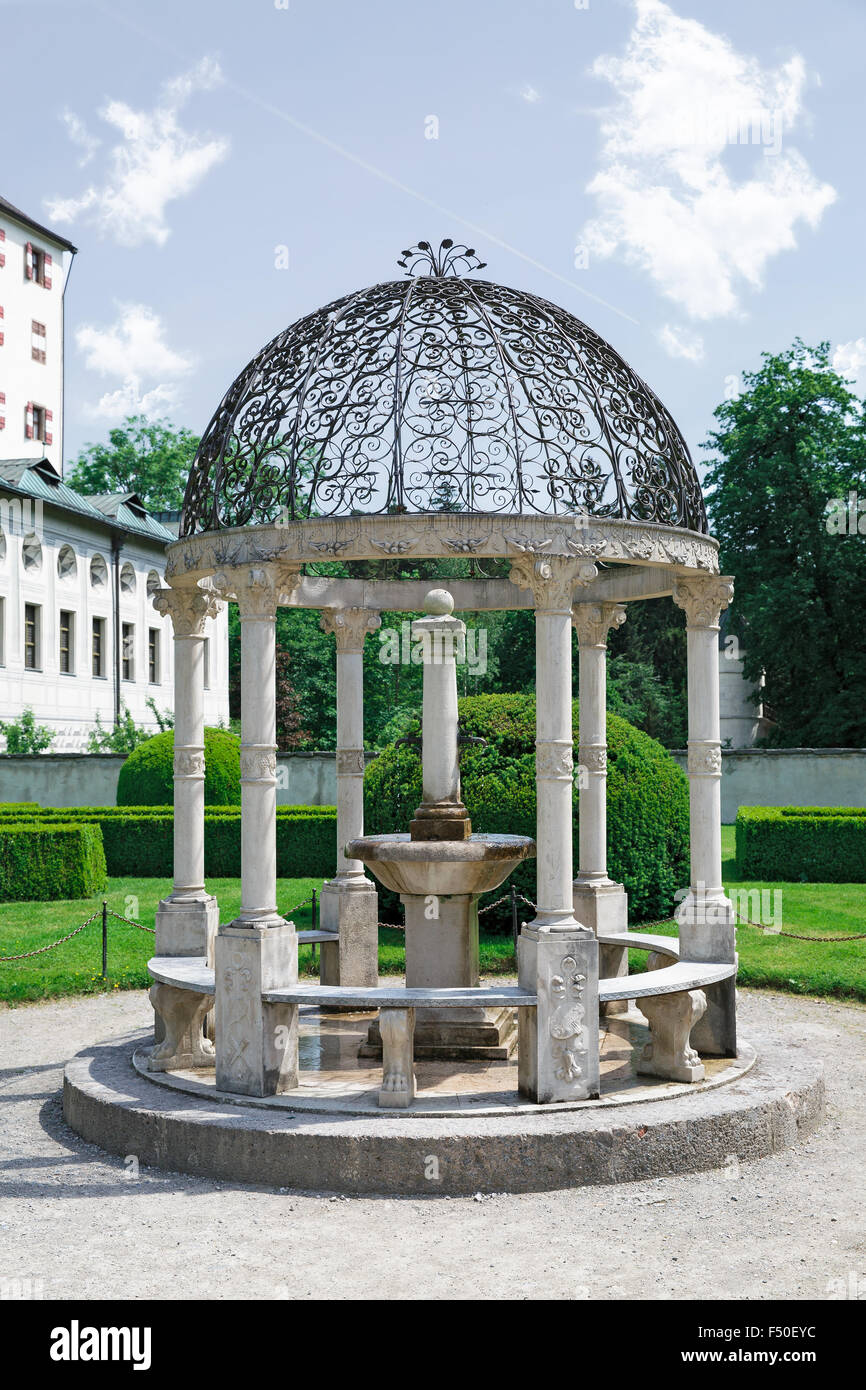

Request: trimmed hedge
left=736, top=806, right=866, bottom=882
left=0, top=804, right=337, bottom=879
left=0, top=821, right=107, bottom=902
left=364, top=693, right=690, bottom=927
left=117, top=727, right=242, bottom=806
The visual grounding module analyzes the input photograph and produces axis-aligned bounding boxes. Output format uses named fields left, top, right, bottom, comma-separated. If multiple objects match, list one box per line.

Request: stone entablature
left=164, top=513, right=720, bottom=586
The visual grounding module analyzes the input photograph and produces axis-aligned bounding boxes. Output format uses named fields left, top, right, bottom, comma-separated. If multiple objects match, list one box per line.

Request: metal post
left=510, top=883, right=518, bottom=961
left=101, top=900, right=108, bottom=979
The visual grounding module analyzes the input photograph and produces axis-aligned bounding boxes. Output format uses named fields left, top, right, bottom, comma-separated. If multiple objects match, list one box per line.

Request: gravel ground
left=0, top=987, right=863, bottom=1301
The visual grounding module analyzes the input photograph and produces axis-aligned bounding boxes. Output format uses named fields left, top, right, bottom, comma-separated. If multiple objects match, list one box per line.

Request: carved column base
left=215, top=923, right=299, bottom=1097
left=517, top=926, right=599, bottom=1103
left=636, top=983, right=707, bottom=1084
left=148, top=983, right=215, bottom=1072
left=378, top=1008, right=416, bottom=1108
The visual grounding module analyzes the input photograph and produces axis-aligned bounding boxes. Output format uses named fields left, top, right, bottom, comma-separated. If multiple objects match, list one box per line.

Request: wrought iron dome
left=180, top=240, right=707, bottom=536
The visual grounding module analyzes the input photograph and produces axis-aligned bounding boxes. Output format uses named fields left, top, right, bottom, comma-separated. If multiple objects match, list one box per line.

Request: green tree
left=66, top=415, right=200, bottom=511
left=0, top=708, right=54, bottom=753
left=703, top=339, right=866, bottom=746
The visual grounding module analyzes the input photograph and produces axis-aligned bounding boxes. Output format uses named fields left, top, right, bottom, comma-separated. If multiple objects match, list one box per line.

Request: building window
left=120, top=562, right=136, bottom=595
left=57, top=544, right=76, bottom=580
left=59, top=610, right=75, bottom=674
left=203, top=637, right=211, bottom=690
left=25, top=402, right=52, bottom=445
left=22, top=533, right=42, bottom=571
left=25, top=243, right=52, bottom=288
left=90, top=553, right=108, bottom=589
left=24, top=603, right=41, bottom=670
left=148, top=628, right=160, bottom=684
left=121, top=622, right=135, bottom=681
left=92, top=617, right=106, bottom=678
left=146, top=569, right=161, bottom=597
left=31, top=320, right=46, bottom=364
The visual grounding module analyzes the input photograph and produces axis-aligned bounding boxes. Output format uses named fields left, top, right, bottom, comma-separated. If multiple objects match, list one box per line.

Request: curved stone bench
left=147, top=941, right=737, bottom=1103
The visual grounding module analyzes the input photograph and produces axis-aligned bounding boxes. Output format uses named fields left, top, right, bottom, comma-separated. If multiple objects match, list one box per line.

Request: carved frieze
left=535, top=740, right=574, bottom=781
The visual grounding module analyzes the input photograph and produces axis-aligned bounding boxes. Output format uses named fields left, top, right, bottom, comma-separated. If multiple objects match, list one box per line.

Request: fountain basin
left=346, top=832, right=535, bottom=898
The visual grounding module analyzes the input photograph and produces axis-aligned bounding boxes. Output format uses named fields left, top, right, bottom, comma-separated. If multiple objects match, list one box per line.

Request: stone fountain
left=348, top=589, right=535, bottom=1059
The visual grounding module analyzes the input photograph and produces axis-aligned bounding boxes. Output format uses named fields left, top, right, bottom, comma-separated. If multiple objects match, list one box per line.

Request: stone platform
left=63, top=1005, right=824, bottom=1195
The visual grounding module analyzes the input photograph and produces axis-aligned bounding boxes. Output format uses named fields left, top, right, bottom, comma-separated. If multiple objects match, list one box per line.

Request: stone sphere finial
left=424, top=588, right=454, bottom=616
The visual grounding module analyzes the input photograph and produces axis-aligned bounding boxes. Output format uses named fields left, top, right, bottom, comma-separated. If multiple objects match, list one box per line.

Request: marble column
left=672, top=574, right=737, bottom=1057
left=508, top=554, right=600, bottom=1102
left=213, top=565, right=299, bottom=1097
left=572, top=601, right=629, bottom=1013
left=318, top=607, right=381, bottom=988
left=151, top=583, right=223, bottom=960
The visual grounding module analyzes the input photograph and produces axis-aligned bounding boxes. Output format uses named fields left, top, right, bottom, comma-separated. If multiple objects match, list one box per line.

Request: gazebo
left=147, top=240, right=737, bottom=1108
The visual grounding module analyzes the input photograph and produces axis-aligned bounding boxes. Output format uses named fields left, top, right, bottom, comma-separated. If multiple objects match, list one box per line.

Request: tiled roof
left=0, top=459, right=173, bottom=542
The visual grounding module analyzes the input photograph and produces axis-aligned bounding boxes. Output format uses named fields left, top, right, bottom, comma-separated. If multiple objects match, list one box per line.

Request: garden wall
left=669, top=748, right=866, bottom=823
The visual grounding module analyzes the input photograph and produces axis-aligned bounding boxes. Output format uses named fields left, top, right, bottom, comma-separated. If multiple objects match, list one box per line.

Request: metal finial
left=397, top=239, right=487, bottom=278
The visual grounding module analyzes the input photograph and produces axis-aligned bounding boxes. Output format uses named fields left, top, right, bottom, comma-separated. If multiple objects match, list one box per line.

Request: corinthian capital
left=224, top=565, right=283, bottom=619
left=571, top=601, right=627, bottom=648
left=320, top=607, right=382, bottom=652
left=508, top=554, right=597, bottom=612
left=672, top=575, right=734, bottom=629
left=152, top=584, right=222, bottom=638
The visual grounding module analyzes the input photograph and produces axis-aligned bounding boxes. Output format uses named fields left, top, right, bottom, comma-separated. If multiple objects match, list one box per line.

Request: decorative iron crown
left=397, top=239, right=487, bottom=277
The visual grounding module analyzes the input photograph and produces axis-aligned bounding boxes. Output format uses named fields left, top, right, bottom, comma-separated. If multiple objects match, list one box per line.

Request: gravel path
left=0, top=988, right=862, bottom=1301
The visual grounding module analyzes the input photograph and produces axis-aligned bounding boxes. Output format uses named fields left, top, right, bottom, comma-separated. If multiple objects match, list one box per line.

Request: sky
left=3, top=0, right=864, bottom=482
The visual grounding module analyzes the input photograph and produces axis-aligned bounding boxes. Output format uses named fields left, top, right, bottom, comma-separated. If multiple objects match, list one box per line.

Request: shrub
left=736, top=806, right=866, bottom=882
left=364, top=693, right=690, bottom=927
left=117, top=727, right=242, bottom=806
left=0, top=709, right=54, bottom=754
left=0, top=822, right=107, bottom=901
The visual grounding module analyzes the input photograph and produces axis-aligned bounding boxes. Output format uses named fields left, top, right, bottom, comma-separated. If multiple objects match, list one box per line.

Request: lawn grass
left=1, top=828, right=864, bottom=1004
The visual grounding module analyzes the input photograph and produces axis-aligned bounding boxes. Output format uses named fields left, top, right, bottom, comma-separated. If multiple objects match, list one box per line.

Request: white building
left=0, top=460, right=228, bottom=747
left=0, top=195, right=75, bottom=469
left=0, top=194, right=228, bottom=747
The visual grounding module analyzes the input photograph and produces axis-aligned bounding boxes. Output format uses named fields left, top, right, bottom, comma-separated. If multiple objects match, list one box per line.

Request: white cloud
left=832, top=338, right=866, bottom=384
left=520, top=83, right=541, bottom=104
left=76, top=303, right=193, bottom=421
left=47, top=57, right=228, bottom=247
left=61, top=111, right=100, bottom=167
left=657, top=322, right=705, bottom=362
left=580, top=0, right=836, bottom=321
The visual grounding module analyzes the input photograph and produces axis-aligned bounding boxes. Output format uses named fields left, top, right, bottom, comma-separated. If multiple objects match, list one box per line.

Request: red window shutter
left=0, top=255, right=5, bottom=269
left=0, top=392, right=5, bottom=404
left=25, top=241, right=33, bottom=280
left=45, top=409, right=53, bottom=422
left=25, top=425, right=33, bottom=439
left=0, top=306, right=4, bottom=318
left=45, top=432, right=53, bottom=446
left=0, top=418, right=5, bottom=430
left=25, top=400, right=33, bottom=439
left=0, top=333, right=4, bottom=347
left=44, top=273, right=52, bottom=289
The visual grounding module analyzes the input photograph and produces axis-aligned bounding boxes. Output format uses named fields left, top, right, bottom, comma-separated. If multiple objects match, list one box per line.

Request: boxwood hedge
left=736, top=806, right=866, bottom=882
left=116, top=727, right=242, bottom=806
left=0, top=821, right=107, bottom=902
left=364, top=693, right=690, bottom=927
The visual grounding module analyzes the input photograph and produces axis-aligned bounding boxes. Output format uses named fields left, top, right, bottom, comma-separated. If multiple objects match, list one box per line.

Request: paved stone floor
left=0, top=987, right=863, bottom=1300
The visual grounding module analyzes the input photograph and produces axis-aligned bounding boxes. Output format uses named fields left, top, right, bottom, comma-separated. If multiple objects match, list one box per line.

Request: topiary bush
left=116, top=727, right=241, bottom=806
left=0, top=821, right=107, bottom=901
left=364, top=693, right=690, bottom=927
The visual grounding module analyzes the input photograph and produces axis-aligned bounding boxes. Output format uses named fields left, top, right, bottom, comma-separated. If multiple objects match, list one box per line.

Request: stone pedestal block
left=319, top=880, right=379, bottom=990
left=147, top=983, right=215, bottom=1072
left=573, top=879, right=629, bottom=1017
left=517, top=927, right=600, bottom=1102
left=215, top=923, right=299, bottom=1097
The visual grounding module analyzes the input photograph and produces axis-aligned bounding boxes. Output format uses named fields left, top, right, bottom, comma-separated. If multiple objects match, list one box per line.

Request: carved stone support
left=147, top=983, right=215, bottom=1072
left=214, top=923, right=299, bottom=1097
left=378, top=1008, right=416, bottom=1108
left=636, top=957, right=707, bottom=1083
left=673, top=574, right=737, bottom=1057
left=518, top=927, right=599, bottom=1102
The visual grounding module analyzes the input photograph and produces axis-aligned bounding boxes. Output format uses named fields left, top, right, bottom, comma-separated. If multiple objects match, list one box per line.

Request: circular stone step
left=63, top=1029, right=824, bottom=1195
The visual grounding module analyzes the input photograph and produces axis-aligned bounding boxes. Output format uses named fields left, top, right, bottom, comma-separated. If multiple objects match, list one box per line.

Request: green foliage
left=66, top=414, right=200, bottom=512
left=704, top=339, right=866, bottom=746
left=0, top=804, right=337, bottom=879
left=364, top=693, right=690, bottom=926
left=0, top=708, right=54, bottom=754
left=87, top=699, right=173, bottom=754
left=736, top=806, right=866, bottom=882
left=117, top=727, right=241, bottom=805
left=0, top=821, right=106, bottom=901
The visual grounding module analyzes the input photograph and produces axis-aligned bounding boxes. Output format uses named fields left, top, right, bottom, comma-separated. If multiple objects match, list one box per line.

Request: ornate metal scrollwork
left=181, top=243, right=707, bottom=536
